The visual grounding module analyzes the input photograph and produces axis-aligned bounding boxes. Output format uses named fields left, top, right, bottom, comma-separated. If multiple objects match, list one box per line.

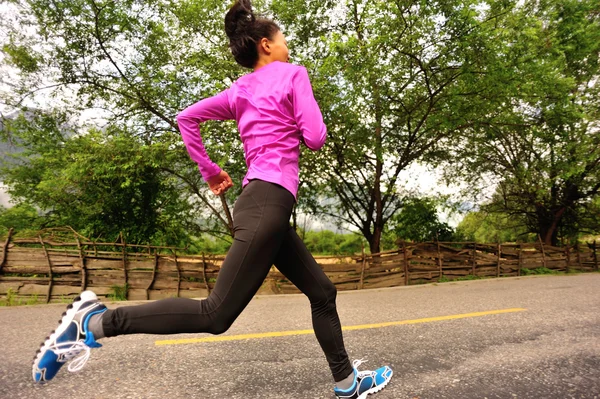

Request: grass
left=437, top=274, right=482, bottom=283
left=58, top=294, right=73, bottom=303
left=182, top=276, right=216, bottom=283
left=521, top=267, right=562, bottom=276
left=0, top=289, right=40, bottom=306
left=107, top=284, right=129, bottom=301
left=456, top=275, right=483, bottom=281
left=436, top=267, right=566, bottom=284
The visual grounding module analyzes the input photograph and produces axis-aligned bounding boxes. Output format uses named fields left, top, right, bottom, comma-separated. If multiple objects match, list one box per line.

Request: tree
left=0, top=203, right=41, bottom=236
left=455, top=209, right=534, bottom=243
left=4, top=0, right=598, bottom=250
left=389, top=197, right=454, bottom=243
left=301, top=229, right=365, bottom=255
left=0, top=110, right=200, bottom=245
left=450, top=0, right=600, bottom=245
left=1, top=0, right=342, bottom=239
left=1, top=0, right=248, bottom=237
left=273, top=0, right=506, bottom=253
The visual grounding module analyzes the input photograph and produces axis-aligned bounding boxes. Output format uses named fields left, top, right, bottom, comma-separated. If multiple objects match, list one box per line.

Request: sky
left=0, top=185, right=9, bottom=208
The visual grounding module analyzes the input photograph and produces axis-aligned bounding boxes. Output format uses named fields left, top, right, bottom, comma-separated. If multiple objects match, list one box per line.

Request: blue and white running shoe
left=334, top=359, right=393, bottom=399
left=32, top=290, right=107, bottom=383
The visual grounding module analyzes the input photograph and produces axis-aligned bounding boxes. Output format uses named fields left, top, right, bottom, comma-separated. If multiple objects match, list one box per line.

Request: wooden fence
left=0, top=229, right=598, bottom=302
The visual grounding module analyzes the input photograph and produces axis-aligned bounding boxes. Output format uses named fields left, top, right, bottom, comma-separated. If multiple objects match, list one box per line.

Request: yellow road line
left=155, top=308, right=527, bottom=346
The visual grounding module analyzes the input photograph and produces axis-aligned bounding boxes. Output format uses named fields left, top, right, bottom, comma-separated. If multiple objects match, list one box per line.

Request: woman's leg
left=273, top=226, right=354, bottom=382
left=102, top=180, right=295, bottom=337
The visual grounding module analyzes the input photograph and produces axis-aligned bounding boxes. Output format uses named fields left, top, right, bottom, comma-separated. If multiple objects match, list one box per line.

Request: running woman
left=31, top=1, right=393, bottom=397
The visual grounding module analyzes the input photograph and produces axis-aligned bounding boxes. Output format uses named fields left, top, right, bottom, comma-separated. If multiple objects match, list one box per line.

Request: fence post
left=75, top=235, right=87, bottom=291
left=518, top=243, right=523, bottom=276
left=538, top=234, right=547, bottom=269
left=202, top=252, right=211, bottom=295
left=146, top=250, right=158, bottom=300
left=402, top=241, right=409, bottom=286
left=359, top=244, right=366, bottom=290
left=0, top=228, right=14, bottom=272
left=496, top=243, right=501, bottom=278
left=471, top=243, right=477, bottom=276
left=565, top=243, right=571, bottom=273
left=120, top=232, right=128, bottom=291
left=39, top=236, right=53, bottom=303
left=576, top=243, right=582, bottom=270
left=436, top=236, right=443, bottom=280
left=171, top=249, right=181, bottom=298
left=593, top=241, right=599, bottom=271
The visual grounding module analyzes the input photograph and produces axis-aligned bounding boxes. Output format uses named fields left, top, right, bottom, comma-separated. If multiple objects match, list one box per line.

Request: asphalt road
left=1, top=273, right=599, bottom=399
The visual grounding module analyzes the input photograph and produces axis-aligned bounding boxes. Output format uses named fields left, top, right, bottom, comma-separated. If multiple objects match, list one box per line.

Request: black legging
left=102, top=179, right=354, bottom=381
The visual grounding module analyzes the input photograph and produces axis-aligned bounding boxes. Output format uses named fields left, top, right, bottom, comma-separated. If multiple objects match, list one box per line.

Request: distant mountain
left=0, top=109, right=37, bottom=208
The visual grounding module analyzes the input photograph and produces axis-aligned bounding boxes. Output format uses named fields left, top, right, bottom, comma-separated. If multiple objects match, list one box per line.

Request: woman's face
left=266, top=30, right=289, bottom=63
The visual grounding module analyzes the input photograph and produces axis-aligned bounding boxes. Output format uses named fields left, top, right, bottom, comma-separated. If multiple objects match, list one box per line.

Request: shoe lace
left=52, top=341, right=92, bottom=372
left=352, top=358, right=377, bottom=379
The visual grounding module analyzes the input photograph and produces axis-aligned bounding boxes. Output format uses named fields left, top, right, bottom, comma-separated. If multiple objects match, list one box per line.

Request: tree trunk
left=539, top=207, right=566, bottom=246
left=292, top=203, right=298, bottom=232
left=220, top=195, right=234, bottom=236
left=362, top=227, right=374, bottom=253
left=370, top=223, right=383, bottom=254
left=370, top=83, right=384, bottom=255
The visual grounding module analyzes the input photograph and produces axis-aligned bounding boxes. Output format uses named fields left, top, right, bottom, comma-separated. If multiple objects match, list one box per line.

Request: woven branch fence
left=0, top=228, right=598, bottom=302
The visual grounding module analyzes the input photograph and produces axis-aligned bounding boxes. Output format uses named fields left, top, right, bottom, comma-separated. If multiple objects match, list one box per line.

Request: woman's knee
left=310, top=279, right=337, bottom=308
left=206, top=316, right=234, bottom=335
left=200, top=296, right=236, bottom=335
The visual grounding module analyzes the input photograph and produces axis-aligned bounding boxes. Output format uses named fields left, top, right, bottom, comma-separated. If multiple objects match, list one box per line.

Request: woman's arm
left=291, top=67, right=327, bottom=151
left=176, top=90, right=234, bottom=181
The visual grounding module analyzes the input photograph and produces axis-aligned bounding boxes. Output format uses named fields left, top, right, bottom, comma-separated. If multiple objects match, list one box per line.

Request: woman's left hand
left=207, top=170, right=234, bottom=196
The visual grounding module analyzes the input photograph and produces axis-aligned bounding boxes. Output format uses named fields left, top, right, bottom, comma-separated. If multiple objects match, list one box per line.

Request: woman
left=32, top=1, right=392, bottom=397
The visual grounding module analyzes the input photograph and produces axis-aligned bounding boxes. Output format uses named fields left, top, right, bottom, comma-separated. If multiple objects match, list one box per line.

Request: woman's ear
left=259, top=37, right=271, bottom=55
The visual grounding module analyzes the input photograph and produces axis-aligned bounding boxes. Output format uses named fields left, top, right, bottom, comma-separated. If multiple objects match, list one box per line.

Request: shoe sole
left=357, top=369, right=393, bottom=399
left=32, top=290, right=98, bottom=383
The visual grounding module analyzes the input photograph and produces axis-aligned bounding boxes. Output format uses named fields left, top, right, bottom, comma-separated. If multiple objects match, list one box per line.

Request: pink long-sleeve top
left=176, top=61, right=327, bottom=200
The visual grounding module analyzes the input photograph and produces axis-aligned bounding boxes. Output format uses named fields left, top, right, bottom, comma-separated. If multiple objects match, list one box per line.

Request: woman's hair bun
left=224, top=0, right=280, bottom=69
left=225, top=0, right=256, bottom=41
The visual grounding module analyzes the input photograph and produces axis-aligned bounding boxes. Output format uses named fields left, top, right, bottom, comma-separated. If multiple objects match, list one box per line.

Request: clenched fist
left=207, top=170, right=234, bottom=196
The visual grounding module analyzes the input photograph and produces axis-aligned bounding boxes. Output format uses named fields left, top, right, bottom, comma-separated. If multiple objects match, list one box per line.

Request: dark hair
left=225, top=0, right=280, bottom=69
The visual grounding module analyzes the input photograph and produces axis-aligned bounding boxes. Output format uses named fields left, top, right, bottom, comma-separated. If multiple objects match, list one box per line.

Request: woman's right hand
left=207, top=170, right=234, bottom=196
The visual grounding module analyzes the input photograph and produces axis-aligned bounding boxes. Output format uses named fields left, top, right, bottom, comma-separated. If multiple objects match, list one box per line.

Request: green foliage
left=455, top=210, right=536, bottom=243
left=454, top=275, right=482, bottom=281
left=0, top=111, right=201, bottom=245
left=0, top=289, right=18, bottom=306
left=186, top=234, right=232, bottom=255
left=0, top=203, right=41, bottom=236
left=2, top=41, right=41, bottom=73
left=302, top=230, right=366, bottom=255
left=388, top=198, right=454, bottom=243
left=107, top=284, right=129, bottom=301
left=521, top=267, right=561, bottom=276
left=436, top=274, right=485, bottom=283
left=1, top=0, right=247, bottom=238
left=1, top=0, right=599, bottom=251
left=272, top=0, right=524, bottom=253
left=0, top=289, right=40, bottom=306
left=447, top=0, right=600, bottom=246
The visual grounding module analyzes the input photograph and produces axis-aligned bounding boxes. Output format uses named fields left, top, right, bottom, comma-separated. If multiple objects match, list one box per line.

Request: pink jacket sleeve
left=176, top=90, right=234, bottom=181
left=291, top=67, right=327, bottom=151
